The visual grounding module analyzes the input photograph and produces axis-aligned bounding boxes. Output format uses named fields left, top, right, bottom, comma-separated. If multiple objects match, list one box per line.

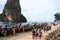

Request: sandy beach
left=0, top=24, right=60, bottom=40
left=8, top=25, right=59, bottom=40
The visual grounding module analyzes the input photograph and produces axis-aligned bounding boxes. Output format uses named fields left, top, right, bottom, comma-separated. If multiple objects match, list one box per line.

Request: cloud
left=0, top=0, right=60, bottom=22
left=0, top=0, right=7, bottom=5
left=0, top=0, right=7, bottom=13
left=21, top=0, right=59, bottom=22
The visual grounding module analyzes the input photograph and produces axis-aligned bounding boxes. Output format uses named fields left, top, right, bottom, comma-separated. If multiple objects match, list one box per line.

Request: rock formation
left=0, top=0, right=27, bottom=23
left=45, top=27, right=60, bottom=40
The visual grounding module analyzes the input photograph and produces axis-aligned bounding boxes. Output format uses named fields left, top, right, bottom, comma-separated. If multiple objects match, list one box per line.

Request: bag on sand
left=46, top=26, right=51, bottom=31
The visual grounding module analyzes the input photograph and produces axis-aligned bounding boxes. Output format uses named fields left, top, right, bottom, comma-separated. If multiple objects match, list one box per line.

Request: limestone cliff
left=0, top=0, right=27, bottom=23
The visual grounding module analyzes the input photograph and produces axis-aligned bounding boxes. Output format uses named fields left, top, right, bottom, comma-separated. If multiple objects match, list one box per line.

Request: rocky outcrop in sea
left=0, top=0, right=27, bottom=23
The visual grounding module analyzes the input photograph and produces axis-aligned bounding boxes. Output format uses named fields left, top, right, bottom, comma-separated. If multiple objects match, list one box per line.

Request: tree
left=54, top=12, right=60, bottom=21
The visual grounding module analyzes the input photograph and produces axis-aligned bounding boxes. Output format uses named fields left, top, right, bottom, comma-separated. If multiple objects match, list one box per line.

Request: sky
left=0, top=0, right=60, bottom=22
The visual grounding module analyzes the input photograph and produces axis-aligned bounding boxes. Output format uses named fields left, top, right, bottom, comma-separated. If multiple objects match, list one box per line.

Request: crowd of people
left=0, top=22, right=57, bottom=37
left=32, top=22, right=52, bottom=39
left=32, top=29, right=43, bottom=39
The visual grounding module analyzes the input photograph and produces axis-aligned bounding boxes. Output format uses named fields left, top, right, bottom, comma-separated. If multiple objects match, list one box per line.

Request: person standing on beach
left=32, top=29, right=36, bottom=39
left=38, top=29, right=43, bottom=39
left=17, top=23, right=21, bottom=32
left=35, top=28, right=38, bottom=37
left=2, top=24, right=7, bottom=36
left=43, top=22, right=48, bottom=33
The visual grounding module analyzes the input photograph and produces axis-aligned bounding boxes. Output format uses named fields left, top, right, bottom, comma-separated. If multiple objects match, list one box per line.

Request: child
left=38, top=29, right=43, bottom=39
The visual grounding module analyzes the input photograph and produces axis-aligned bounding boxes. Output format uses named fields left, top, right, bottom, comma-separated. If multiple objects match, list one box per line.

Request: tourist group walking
left=32, top=22, right=52, bottom=39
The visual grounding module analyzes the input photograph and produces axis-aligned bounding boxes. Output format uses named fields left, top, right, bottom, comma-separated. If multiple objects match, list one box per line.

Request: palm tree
left=54, top=12, right=60, bottom=21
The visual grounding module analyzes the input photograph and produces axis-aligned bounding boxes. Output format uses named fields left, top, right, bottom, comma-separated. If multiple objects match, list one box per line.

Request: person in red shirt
left=0, top=25, right=2, bottom=30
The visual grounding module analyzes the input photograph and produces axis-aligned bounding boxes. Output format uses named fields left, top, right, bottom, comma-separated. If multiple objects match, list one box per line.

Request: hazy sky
left=0, top=0, right=60, bottom=22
